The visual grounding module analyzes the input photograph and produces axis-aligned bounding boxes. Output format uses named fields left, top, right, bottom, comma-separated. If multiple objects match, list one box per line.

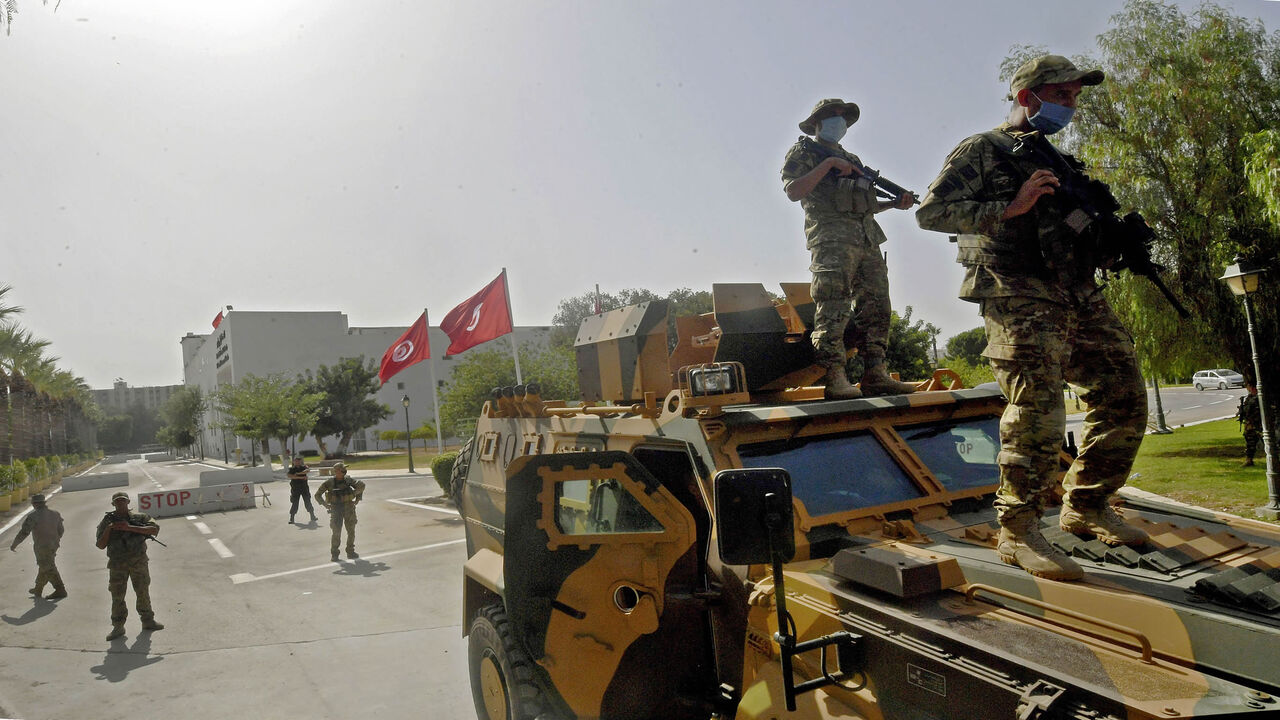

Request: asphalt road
left=1064, top=384, right=1245, bottom=441
left=0, top=458, right=474, bottom=720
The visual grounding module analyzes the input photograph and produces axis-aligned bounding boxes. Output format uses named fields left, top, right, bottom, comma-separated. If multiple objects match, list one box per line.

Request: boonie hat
left=799, top=98, right=860, bottom=135
left=111, top=491, right=130, bottom=502
left=332, top=461, right=347, bottom=471
left=1008, top=55, right=1104, bottom=99
left=31, top=493, right=45, bottom=504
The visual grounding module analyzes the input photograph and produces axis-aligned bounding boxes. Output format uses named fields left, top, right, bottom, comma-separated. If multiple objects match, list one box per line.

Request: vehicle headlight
left=689, top=366, right=739, bottom=396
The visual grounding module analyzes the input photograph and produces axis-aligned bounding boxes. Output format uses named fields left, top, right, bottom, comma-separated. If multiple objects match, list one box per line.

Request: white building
left=93, top=379, right=183, bottom=414
left=181, top=309, right=551, bottom=460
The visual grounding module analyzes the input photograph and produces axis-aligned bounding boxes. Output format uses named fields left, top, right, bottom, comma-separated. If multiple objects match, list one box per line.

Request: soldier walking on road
left=287, top=455, right=317, bottom=524
left=917, top=55, right=1149, bottom=582
left=1239, top=384, right=1263, bottom=467
left=781, top=98, right=919, bottom=400
left=10, top=493, right=66, bottom=600
left=314, top=461, right=365, bottom=561
left=95, top=491, right=164, bottom=640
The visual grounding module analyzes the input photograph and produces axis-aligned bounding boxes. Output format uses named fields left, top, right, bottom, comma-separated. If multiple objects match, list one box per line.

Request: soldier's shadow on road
left=91, top=632, right=164, bottom=682
left=1, top=598, right=56, bottom=626
left=333, top=559, right=389, bottom=577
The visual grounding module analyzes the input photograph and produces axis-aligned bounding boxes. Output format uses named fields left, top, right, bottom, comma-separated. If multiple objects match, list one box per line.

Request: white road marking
left=387, top=497, right=458, bottom=515
left=229, top=538, right=466, bottom=584
left=186, top=515, right=198, bottom=520
left=193, top=522, right=212, bottom=535
left=1186, top=405, right=1203, bottom=409
left=209, top=538, right=235, bottom=558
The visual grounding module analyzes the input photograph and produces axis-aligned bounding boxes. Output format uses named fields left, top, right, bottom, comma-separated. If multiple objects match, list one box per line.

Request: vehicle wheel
left=451, top=437, right=473, bottom=510
left=1219, top=382, right=1227, bottom=390
left=469, top=604, right=546, bottom=720
left=1195, top=383, right=1203, bottom=391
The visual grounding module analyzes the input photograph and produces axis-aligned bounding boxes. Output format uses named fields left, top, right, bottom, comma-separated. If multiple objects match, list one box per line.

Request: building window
left=397, top=382, right=405, bottom=390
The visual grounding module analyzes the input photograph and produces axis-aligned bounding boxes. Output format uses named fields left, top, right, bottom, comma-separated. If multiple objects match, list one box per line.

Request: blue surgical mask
left=1027, top=92, right=1075, bottom=135
left=816, top=115, right=848, bottom=143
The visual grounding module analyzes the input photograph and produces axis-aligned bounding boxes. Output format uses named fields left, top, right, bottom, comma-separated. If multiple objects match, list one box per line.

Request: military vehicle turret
left=454, top=282, right=1280, bottom=720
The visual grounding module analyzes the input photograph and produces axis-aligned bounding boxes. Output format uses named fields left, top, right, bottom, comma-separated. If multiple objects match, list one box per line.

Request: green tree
left=158, top=386, right=207, bottom=454
left=1014, top=2, right=1280, bottom=392
left=97, top=414, right=134, bottom=452
left=215, top=375, right=323, bottom=460
left=301, top=357, right=391, bottom=457
left=438, top=344, right=578, bottom=438
left=380, top=429, right=406, bottom=449
left=879, top=307, right=938, bottom=382
left=410, top=421, right=436, bottom=450
left=945, top=328, right=987, bottom=367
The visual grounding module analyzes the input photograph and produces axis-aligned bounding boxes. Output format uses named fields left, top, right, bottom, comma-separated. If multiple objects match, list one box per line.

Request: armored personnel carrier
left=454, top=282, right=1280, bottom=720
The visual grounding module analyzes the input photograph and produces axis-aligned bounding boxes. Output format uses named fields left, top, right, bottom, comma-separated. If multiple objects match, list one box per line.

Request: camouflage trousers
left=108, top=555, right=155, bottom=624
left=809, top=241, right=891, bottom=367
left=981, top=295, right=1147, bottom=524
left=1245, top=427, right=1262, bottom=461
left=329, top=503, right=358, bottom=553
left=32, top=545, right=64, bottom=592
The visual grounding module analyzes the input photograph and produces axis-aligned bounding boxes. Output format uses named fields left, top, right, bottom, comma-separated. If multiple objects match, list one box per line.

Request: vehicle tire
left=451, top=437, right=474, bottom=510
left=1219, top=382, right=1227, bottom=390
left=469, top=604, right=546, bottom=720
left=1195, top=383, right=1203, bottom=391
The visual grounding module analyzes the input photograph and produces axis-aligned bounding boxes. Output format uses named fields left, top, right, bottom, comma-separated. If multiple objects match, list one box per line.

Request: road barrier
left=139, top=481, right=257, bottom=517
left=62, top=472, right=130, bottom=493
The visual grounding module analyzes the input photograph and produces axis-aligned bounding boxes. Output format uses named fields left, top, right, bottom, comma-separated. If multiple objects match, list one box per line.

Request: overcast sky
left=4, top=0, right=1278, bottom=389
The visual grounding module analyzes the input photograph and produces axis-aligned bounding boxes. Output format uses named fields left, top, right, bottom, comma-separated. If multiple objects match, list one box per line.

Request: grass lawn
left=1128, top=419, right=1275, bottom=521
left=338, top=445, right=461, bottom=472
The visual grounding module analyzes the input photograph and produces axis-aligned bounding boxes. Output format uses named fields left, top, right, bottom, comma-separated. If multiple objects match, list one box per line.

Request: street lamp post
left=1220, top=256, right=1279, bottom=519
left=289, top=410, right=297, bottom=459
left=399, top=392, right=414, bottom=471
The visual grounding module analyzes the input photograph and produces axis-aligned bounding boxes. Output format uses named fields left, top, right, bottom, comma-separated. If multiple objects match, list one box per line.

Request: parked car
left=1192, top=368, right=1245, bottom=390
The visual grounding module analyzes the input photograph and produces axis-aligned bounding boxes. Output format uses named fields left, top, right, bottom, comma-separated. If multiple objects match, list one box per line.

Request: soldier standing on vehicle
left=916, top=55, right=1149, bottom=582
left=95, top=491, right=164, bottom=640
left=10, top=493, right=66, bottom=600
left=781, top=98, right=919, bottom=399
left=314, top=461, right=365, bottom=561
left=286, top=454, right=317, bottom=524
left=1239, top=384, right=1263, bottom=467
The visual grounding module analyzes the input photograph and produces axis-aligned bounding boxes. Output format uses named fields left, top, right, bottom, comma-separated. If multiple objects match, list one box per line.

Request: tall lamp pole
left=1220, top=257, right=1278, bottom=519
left=399, top=392, right=414, bottom=471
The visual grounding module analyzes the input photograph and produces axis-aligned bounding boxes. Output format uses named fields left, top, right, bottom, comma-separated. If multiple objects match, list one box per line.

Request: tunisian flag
left=378, top=312, right=432, bottom=385
left=441, top=271, right=513, bottom=356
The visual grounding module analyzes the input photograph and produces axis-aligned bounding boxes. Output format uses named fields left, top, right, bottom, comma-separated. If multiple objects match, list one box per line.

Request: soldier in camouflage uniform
left=95, top=491, right=164, bottom=640
left=314, top=461, right=365, bottom=561
left=9, top=493, right=66, bottom=600
left=781, top=98, right=918, bottom=399
left=1239, top=384, right=1262, bottom=466
left=916, top=56, right=1149, bottom=581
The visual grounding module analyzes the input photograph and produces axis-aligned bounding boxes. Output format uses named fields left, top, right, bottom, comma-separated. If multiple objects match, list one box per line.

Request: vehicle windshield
left=900, top=417, right=1001, bottom=492
left=1216, top=369, right=1238, bottom=375
left=738, top=432, right=925, bottom=517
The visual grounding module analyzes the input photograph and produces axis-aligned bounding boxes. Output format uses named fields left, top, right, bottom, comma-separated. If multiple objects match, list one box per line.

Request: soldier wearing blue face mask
left=916, top=55, right=1150, bottom=583
left=781, top=98, right=918, bottom=400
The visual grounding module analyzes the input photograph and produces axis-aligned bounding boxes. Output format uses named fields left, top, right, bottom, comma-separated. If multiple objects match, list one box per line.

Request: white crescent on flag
left=391, top=340, right=414, bottom=363
left=466, top=303, right=483, bottom=332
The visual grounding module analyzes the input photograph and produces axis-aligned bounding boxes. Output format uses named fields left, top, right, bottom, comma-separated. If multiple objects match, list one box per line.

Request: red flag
left=378, top=312, right=432, bottom=385
left=441, top=272, right=513, bottom=356
left=212, top=311, right=223, bottom=329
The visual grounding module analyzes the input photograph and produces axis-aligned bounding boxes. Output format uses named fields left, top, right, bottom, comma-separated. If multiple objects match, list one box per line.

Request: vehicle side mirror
left=714, top=468, right=795, bottom=565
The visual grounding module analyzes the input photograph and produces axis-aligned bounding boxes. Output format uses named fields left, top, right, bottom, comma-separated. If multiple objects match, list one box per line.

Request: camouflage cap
left=111, top=491, right=130, bottom=502
left=332, top=461, right=347, bottom=471
left=799, top=98, right=860, bottom=135
left=31, top=493, right=46, bottom=504
left=1008, top=55, right=1104, bottom=99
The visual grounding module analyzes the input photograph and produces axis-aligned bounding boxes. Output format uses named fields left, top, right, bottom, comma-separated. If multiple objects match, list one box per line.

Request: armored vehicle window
left=901, top=417, right=1000, bottom=492
left=555, top=479, right=665, bottom=535
left=738, top=432, right=924, bottom=516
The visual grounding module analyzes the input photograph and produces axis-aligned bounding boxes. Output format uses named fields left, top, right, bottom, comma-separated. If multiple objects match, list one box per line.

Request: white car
left=1192, top=369, right=1245, bottom=391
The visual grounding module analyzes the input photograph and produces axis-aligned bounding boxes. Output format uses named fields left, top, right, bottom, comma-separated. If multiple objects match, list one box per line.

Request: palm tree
left=0, top=325, right=51, bottom=462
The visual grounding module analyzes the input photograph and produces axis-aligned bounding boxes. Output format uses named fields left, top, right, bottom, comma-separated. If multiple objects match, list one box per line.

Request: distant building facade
left=92, top=380, right=183, bottom=413
left=181, top=309, right=551, bottom=460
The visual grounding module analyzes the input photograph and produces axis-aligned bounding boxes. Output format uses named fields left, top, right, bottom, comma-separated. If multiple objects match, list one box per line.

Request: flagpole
left=425, top=309, right=444, bottom=455
left=502, top=267, right=523, bottom=385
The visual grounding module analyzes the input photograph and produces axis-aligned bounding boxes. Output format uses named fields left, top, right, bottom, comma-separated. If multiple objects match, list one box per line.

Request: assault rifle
left=798, top=137, right=919, bottom=206
left=103, top=512, right=168, bottom=547
left=1017, top=138, right=1191, bottom=319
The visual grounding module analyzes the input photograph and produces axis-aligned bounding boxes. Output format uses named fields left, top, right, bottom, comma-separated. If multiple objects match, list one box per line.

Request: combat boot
left=141, top=619, right=165, bottom=631
left=331, top=551, right=340, bottom=562
left=105, top=625, right=126, bottom=641
left=288, top=514, right=295, bottom=523
left=309, top=512, right=318, bottom=522
left=1060, top=502, right=1148, bottom=546
left=346, top=548, right=359, bottom=559
left=822, top=364, right=862, bottom=400
left=997, top=513, right=1084, bottom=581
left=47, top=587, right=67, bottom=600
left=28, top=585, right=43, bottom=596
left=859, top=363, right=918, bottom=397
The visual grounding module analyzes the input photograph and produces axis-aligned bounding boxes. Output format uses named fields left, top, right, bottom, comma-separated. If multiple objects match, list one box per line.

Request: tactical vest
left=951, top=130, right=1050, bottom=276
